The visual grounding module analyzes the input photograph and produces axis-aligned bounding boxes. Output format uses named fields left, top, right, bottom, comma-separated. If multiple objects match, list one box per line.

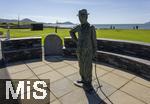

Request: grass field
left=0, top=28, right=150, bottom=44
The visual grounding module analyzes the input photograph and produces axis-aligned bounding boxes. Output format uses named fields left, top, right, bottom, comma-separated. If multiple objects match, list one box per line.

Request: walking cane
left=94, top=56, right=113, bottom=104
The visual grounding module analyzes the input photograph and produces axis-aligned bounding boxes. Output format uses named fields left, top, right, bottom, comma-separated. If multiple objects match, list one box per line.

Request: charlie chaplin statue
left=70, top=9, right=97, bottom=92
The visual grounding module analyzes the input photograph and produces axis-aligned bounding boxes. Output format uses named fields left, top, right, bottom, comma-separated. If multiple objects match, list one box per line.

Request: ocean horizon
left=46, top=23, right=150, bottom=29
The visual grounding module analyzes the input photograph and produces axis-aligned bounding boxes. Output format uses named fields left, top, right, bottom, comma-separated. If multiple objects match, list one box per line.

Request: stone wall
left=97, top=51, right=150, bottom=80
left=0, top=41, right=4, bottom=67
left=64, top=37, right=150, bottom=80
left=1, top=37, right=42, bottom=63
left=64, top=37, right=150, bottom=60
left=64, top=37, right=77, bottom=48
left=97, top=38, right=150, bottom=60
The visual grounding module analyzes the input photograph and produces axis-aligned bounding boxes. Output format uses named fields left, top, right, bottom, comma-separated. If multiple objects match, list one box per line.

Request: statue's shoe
left=73, top=80, right=84, bottom=88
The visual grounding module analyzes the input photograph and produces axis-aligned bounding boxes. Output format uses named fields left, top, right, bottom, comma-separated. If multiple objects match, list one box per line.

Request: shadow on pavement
left=83, top=86, right=107, bottom=104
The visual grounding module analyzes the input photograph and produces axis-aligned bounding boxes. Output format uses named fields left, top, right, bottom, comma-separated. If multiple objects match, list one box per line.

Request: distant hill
left=145, top=21, right=150, bottom=24
left=0, top=18, right=17, bottom=23
left=21, top=18, right=35, bottom=22
left=0, top=18, right=36, bottom=23
left=57, top=21, right=74, bottom=25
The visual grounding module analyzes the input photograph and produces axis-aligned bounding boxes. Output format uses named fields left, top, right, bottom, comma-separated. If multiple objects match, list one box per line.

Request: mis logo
left=0, top=79, right=50, bottom=104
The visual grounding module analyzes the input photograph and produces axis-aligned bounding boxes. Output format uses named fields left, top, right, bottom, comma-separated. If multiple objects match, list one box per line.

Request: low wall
left=97, top=51, right=150, bottom=80
left=97, top=38, right=150, bottom=60
left=64, top=37, right=150, bottom=60
left=1, top=37, right=42, bottom=63
left=64, top=37, right=150, bottom=80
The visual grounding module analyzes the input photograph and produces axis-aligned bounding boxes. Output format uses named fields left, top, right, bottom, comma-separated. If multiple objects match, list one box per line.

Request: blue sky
left=0, top=0, right=150, bottom=24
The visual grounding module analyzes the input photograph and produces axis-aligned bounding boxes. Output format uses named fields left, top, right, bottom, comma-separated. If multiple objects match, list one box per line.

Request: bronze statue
left=70, top=9, right=97, bottom=92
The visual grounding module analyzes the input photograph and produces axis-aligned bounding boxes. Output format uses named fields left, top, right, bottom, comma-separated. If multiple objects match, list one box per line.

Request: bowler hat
left=77, top=9, right=89, bottom=16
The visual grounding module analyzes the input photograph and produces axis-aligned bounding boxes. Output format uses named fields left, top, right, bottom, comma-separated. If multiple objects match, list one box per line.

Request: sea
left=46, top=23, right=150, bottom=29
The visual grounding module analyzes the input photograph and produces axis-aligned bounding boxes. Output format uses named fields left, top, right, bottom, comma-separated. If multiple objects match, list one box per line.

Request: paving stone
left=60, top=88, right=88, bottom=104
left=96, top=64, right=115, bottom=72
left=0, top=68, right=11, bottom=79
left=48, top=62, right=68, bottom=69
left=93, top=79, right=117, bottom=100
left=105, top=90, right=145, bottom=104
left=99, top=72, right=129, bottom=89
left=50, top=78, right=76, bottom=98
left=72, top=63, right=79, bottom=69
left=121, top=81, right=150, bottom=104
left=9, top=69, right=34, bottom=79
left=26, top=61, right=46, bottom=69
left=27, top=75, right=39, bottom=79
left=67, top=73, right=81, bottom=82
left=63, top=60, right=78, bottom=65
left=112, top=69, right=135, bottom=80
left=31, top=65, right=53, bottom=75
left=133, top=77, right=150, bottom=88
left=1, top=56, right=149, bottom=104
left=92, top=67, right=109, bottom=80
left=56, top=66, right=78, bottom=77
left=6, top=64, right=28, bottom=74
left=38, top=71, right=64, bottom=83
left=50, top=92, right=56, bottom=102
left=60, top=87, right=107, bottom=104
left=51, top=100, right=61, bottom=104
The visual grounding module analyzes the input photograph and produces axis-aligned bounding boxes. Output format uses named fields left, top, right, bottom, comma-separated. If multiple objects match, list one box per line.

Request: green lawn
left=0, top=28, right=150, bottom=44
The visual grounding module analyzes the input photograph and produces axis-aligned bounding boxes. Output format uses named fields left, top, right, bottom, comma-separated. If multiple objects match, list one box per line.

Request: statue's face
left=79, top=14, right=88, bottom=24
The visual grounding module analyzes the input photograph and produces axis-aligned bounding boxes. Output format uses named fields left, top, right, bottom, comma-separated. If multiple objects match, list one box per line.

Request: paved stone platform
left=0, top=56, right=149, bottom=104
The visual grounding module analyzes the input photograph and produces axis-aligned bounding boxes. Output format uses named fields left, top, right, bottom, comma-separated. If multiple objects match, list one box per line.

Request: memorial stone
left=44, top=34, right=63, bottom=56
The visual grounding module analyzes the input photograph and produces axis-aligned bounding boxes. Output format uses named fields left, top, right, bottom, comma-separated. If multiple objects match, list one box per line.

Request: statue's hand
left=93, top=52, right=97, bottom=59
left=70, top=25, right=80, bottom=33
left=70, top=25, right=80, bottom=43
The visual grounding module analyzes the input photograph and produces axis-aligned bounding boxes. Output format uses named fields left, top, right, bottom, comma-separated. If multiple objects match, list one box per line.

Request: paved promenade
left=0, top=56, right=149, bottom=104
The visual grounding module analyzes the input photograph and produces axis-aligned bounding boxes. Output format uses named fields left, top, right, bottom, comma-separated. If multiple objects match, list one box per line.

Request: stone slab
left=9, top=69, right=34, bottom=79
left=38, top=70, right=64, bottom=83
left=112, top=69, right=135, bottom=80
left=93, top=79, right=117, bottom=100
left=121, top=81, right=150, bottom=104
left=50, top=78, right=76, bottom=98
left=48, top=62, right=68, bottom=70
left=105, top=90, right=145, bottom=104
left=51, top=100, right=61, bottom=104
left=31, top=65, right=53, bottom=75
left=133, top=77, right=150, bottom=88
left=56, top=66, right=78, bottom=77
left=60, top=89, right=88, bottom=104
left=92, top=67, right=109, bottom=80
left=99, top=72, right=129, bottom=89
left=44, top=34, right=63, bottom=56
left=26, top=61, right=46, bottom=69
